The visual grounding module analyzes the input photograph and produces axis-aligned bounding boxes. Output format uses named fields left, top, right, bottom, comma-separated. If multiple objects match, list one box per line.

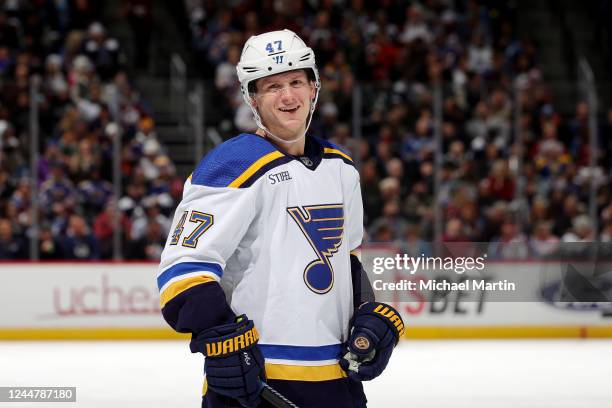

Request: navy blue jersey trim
left=322, top=152, right=356, bottom=167
left=161, top=281, right=236, bottom=334
left=315, top=137, right=352, bottom=156
left=239, top=156, right=293, bottom=188
left=314, top=137, right=356, bottom=168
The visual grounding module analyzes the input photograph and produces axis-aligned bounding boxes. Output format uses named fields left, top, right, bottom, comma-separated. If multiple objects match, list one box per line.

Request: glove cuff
left=191, top=314, right=260, bottom=356
left=356, top=302, right=405, bottom=345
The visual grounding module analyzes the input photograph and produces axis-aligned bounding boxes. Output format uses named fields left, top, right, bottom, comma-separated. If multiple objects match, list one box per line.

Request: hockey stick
left=260, top=382, right=299, bottom=408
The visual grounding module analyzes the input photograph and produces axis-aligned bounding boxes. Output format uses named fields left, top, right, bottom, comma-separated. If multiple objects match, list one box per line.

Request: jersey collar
left=249, top=133, right=324, bottom=171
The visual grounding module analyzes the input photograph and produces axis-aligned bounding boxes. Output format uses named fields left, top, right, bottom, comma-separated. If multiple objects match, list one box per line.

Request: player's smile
left=277, top=104, right=302, bottom=122
left=278, top=106, right=299, bottom=113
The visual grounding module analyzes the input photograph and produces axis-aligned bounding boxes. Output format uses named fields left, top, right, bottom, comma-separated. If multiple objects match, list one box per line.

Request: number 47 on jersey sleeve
left=170, top=210, right=214, bottom=248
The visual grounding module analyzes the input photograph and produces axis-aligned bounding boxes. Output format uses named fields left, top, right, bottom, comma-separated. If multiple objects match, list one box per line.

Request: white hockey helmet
left=236, top=29, right=321, bottom=142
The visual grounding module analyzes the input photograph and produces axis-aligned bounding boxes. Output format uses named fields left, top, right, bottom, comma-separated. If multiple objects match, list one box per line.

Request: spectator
left=443, top=217, right=469, bottom=243
left=370, top=221, right=395, bottom=243
left=0, top=218, right=27, bottom=259
left=399, top=5, right=432, bottom=45
left=83, top=22, right=121, bottom=80
left=529, top=221, right=560, bottom=257
left=62, top=214, right=100, bottom=260
left=39, top=225, right=65, bottom=260
left=368, top=199, right=406, bottom=243
left=484, top=159, right=515, bottom=201
left=124, top=0, right=153, bottom=70
left=130, top=195, right=171, bottom=241
left=467, top=33, right=492, bottom=74
left=562, top=215, right=596, bottom=242
left=600, top=221, right=612, bottom=242
left=488, top=219, right=529, bottom=260
left=93, top=200, right=131, bottom=259
left=401, top=223, right=431, bottom=257
left=125, top=219, right=166, bottom=260
left=360, top=158, right=382, bottom=224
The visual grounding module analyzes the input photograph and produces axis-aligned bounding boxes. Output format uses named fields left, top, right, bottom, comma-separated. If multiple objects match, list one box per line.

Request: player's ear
left=309, top=82, right=316, bottom=100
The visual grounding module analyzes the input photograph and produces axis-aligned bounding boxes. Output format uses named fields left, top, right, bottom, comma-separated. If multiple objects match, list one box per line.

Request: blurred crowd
left=1, top=1, right=612, bottom=261
left=0, top=1, right=181, bottom=260
left=185, top=0, right=612, bottom=259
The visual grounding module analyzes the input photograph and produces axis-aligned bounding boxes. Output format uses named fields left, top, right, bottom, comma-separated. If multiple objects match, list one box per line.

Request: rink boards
left=0, top=262, right=610, bottom=340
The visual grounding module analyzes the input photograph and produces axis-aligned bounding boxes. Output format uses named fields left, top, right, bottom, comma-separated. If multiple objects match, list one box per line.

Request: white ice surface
left=0, top=340, right=610, bottom=408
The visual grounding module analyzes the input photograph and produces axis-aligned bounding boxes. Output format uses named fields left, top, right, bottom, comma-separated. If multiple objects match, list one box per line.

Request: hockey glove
left=191, top=315, right=265, bottom=408
left=340, top=302, right=404, bottom=381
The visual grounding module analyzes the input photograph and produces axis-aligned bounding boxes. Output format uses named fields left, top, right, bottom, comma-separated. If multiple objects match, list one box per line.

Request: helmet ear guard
left=236, top=29, right=321, bottom=143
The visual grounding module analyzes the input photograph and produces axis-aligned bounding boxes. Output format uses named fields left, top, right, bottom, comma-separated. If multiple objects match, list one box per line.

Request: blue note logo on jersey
left=287, top=204, right=344, bottom=294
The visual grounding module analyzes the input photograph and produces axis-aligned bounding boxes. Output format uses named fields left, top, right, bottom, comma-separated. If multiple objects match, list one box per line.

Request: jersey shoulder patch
left=315, top=137, right=355, bottom=167
left=190, top=133, right=291, bottom=188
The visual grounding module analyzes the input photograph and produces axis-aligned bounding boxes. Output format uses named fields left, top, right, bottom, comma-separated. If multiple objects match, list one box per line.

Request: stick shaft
left=260, top=383, right=299, bottom=408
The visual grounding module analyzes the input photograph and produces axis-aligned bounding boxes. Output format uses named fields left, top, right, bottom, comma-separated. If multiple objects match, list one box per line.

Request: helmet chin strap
left=259, top=123, right=305, bottom=145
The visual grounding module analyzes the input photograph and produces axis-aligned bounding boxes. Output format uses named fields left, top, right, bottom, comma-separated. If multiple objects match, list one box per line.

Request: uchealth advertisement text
left=0, top=264, right=165, bottom=328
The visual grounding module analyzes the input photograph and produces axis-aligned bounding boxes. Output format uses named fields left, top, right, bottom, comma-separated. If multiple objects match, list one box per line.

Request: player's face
left=253, top=70, right=316, bottom=141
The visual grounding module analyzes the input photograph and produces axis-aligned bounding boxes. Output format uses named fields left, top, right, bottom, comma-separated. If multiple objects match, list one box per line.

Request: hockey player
left=157, top=29, right=404, bottom=407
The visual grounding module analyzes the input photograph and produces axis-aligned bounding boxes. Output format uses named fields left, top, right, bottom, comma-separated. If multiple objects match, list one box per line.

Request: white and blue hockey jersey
left=157, top=133, right=364, bottom=382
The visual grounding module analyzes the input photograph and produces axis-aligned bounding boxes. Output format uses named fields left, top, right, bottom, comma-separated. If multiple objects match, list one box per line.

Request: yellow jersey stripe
left=202, top=365, right=346, bottom=395
left=323, top=148, right=353, bottom=162
left=159, top=275, right=216, bottom=308
left=228, top=151, right=285, bottom=188
left=264, top=363, right=347, bottom=381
